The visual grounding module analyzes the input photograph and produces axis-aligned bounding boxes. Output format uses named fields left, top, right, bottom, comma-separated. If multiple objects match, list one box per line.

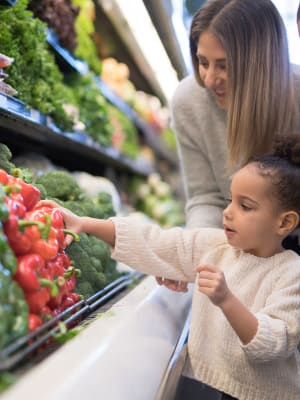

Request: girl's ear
left=277, top=211, right=300, bottom=236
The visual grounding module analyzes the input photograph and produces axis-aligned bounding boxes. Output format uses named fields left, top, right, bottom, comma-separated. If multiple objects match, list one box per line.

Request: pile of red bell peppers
left=0, top=169, right=80, bottom=332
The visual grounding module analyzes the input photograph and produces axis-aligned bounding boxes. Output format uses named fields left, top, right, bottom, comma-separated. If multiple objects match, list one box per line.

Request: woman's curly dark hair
left=251, top=134, right=300, bottom=225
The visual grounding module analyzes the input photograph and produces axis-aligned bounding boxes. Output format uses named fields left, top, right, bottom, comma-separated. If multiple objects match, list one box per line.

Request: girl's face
left=223, top=164, right=284, bottom=257
left=197, top=30, right=228, bottom=109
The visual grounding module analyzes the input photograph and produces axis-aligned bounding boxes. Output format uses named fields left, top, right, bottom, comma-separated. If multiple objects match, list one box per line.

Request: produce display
left=72, top=0, right=102, bottom=74
left=28, top=0, right=80, bottom=52
left=0, top=143, right=122, bottom=357
left=129, top=173, right=184, bottom=228
left=64, top=72, right=113, bottom=146
left=107, top=103, right=140, bottom=158
left=101, top=57, right=178, bottom=151
left=0, top=53, right=17, bottom=96
left=0, top=0, right=74, bottom=131
left=35, top=170, right=121, bottom=298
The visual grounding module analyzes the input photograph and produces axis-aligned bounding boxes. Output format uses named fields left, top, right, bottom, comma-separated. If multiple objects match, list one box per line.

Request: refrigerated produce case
left=1, top=278, right=192, bottom=400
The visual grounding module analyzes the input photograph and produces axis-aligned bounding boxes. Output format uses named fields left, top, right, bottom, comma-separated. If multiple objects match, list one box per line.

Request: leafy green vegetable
left=72, top=0, right=102, bottom=74
left=0, top=0, right=73, bottom=131
left=64, top=73, right=113, bottom=146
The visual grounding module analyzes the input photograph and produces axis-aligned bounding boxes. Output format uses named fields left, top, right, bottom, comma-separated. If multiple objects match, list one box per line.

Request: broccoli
left=0, top=143, right=15, bottom=174
left=65, top=232, right=120, bottom=298
left=75, top=281, right=94, bottom=299
left=96, top=192, right=115, bottom=219
left=35, top=171, right=85, bottom=201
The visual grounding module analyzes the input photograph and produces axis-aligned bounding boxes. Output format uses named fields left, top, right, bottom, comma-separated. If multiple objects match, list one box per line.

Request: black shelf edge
left=0, top=92, right=154, bottom=177
left=46, top=29, right=89, bottom=75
left=0, top=0, right=16, bottom=5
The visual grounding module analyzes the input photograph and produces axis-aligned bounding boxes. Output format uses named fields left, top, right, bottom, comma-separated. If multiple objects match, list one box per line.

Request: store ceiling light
left=103, top=0, right=180, bottom=102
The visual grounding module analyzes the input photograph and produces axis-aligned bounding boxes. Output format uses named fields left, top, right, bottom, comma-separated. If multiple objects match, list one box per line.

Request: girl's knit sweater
left=111, top=217, right=300, bottom=400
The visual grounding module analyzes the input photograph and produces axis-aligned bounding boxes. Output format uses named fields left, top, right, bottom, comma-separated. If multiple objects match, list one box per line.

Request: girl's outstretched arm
left=38, top=200, right=116, bottom=247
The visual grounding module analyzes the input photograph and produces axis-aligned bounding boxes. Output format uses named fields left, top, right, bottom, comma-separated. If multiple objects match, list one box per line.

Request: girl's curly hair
left=251, top=134, right=300, bottom=224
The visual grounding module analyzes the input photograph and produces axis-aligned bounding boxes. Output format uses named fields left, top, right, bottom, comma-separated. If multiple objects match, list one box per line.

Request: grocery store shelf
left=46, top=29, right=89, bottom=75
left=45, top=29, right=178, bottom=168
left=0, top=0, right=15, bottom=5
left=0, top=93, right=154, bottom=177
left=96, top=0, right=179, bottom=103
left=95, top=78, right=179, bottom=167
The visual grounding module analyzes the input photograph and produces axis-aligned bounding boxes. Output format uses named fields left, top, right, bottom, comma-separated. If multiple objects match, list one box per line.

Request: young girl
left=41, top=135, right=300, bottom=400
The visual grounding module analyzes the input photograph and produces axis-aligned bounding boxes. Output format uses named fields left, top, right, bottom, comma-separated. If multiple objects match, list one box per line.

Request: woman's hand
left=155, top=277, right=188, bottom=292
left=196, top=264, right=230, bottom=306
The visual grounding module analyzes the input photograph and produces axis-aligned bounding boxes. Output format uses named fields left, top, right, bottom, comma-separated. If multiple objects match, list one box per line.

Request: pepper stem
left=63, top=229, right=80, bottom=242
left=39, top=278, right=59, bottom=297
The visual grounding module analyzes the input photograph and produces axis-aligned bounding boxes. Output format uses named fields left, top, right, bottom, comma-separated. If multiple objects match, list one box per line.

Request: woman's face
left=197, top=31, right=228, bottom=109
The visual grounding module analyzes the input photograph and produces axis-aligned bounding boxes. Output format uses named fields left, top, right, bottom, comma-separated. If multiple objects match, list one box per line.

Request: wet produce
left=0, top=168, right=81, bottom=346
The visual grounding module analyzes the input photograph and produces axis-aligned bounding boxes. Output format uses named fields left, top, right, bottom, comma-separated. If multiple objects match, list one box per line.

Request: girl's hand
left=196, top=264, right=230, bottom=306
left=37, top=200, right=82, bottom=246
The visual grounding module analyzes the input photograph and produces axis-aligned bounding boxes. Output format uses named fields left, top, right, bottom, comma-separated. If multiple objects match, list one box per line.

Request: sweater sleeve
left=241, top=259, right=300, bottom=362
left=170, top=76, right=228, bottom=229
left=110, top=216, right=225, bottom=283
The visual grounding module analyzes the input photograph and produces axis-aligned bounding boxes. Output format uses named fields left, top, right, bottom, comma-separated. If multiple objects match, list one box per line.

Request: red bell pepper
left=7, top=175, right=40, bottom=211
left=28, top=313, right=43, bottom=332
left=4, top=215, right=44, bottom=255
left=31, top=225, right=59, bottom=261
left=0, top=169, right=9, bottom=184
left=61, top=292, right=80, bottom=309
left=5, top=192, right=26, bottom=217
left=25, top=287, right=51, bottom=314
left=14, top=253, right=58, bottom=295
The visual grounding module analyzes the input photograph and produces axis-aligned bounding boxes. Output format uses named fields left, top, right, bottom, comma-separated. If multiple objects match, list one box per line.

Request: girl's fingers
left=195, top=264, right=217, bottom=273
left=198, top=278, right=215, bottom=288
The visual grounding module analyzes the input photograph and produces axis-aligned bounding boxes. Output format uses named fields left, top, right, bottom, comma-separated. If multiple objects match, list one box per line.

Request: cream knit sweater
left=111, top=217, right=300, bottom=400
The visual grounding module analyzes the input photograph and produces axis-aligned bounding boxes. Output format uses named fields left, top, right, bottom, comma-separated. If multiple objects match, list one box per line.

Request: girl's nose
left=223, top=203, right=232, bottom=220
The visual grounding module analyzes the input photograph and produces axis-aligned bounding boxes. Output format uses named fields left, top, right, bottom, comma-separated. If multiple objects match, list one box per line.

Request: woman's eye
left=225, top=198, right=232, bottom=204
left=199, top=61, right=208, bottom=68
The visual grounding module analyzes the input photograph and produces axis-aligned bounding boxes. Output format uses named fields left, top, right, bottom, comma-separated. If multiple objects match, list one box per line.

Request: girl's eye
left=241, top=204, right=252, bottom=211
left=225, top=198, right=232, bottom=204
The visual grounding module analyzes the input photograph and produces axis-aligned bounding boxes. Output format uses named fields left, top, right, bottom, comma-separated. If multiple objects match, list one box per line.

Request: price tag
left=0, top=94, right=7, bottom=109
left=30, top=108, right=40, bottom=122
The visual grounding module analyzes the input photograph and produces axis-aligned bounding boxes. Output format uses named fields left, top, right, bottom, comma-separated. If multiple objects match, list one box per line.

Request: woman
left=157, top=0, right=300, bottom=293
